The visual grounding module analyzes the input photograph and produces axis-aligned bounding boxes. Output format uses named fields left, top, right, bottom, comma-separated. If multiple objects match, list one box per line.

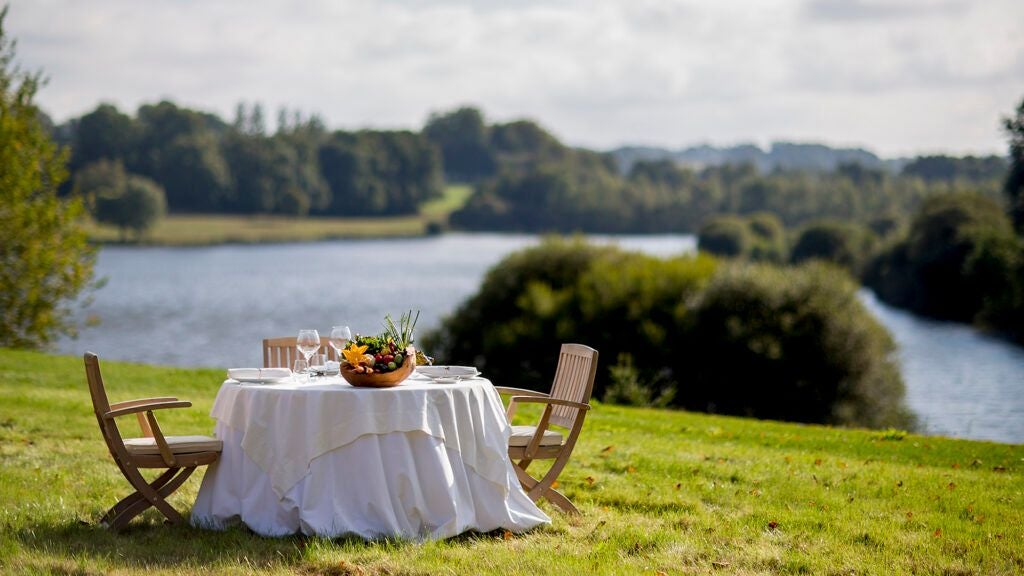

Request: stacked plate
left=227, top=367, right=291, bottom=383
left=416, top=365, right=480, bottom=383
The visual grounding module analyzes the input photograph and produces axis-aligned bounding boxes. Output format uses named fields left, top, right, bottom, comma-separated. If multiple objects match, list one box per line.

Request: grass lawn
left=85, top=185, right=474, bottom=245
left=1, top=347, right=1021, bottom=575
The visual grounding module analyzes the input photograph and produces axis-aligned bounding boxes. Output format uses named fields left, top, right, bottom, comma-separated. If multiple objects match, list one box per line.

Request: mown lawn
left=0, top=348, right=1021, bottom=575
left=85, top=185, right=474, bottom=245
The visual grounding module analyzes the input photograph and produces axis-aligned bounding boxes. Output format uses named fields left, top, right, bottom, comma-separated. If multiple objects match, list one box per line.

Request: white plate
left=234, top=376, right=290, bottom=384
left=416, top=365, right=480, bottom=379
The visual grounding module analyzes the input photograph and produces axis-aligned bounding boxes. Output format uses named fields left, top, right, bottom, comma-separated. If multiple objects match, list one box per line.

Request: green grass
left=1, top=347, right=1021, bottom=575
left=87, top=185, right=475, bottom=245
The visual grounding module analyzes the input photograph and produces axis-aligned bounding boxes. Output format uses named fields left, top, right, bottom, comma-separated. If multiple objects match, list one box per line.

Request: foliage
left=318, top=130, right=443, bottom=216
left=697, top=215, right=750, bottom=257
left=698, top=212, right=786, bottom=262
left=93, top=174, right=167, bottom=240
left=790, top=219, right=878, bottom=276
left=1004, top=95, right=1024, bottom=232
left=422, top=106, right=496, bottom=182
left=0, top=7, right=96, bottom=349
left=684, top=261, right=911, bottom=428
left=865, top=192, right=1019, bottom=324
left=2, top=348, right=1022, bottom=575
left=426, top=238, right=910, bottom=428
left=901, top=154, right=1007, bottom=184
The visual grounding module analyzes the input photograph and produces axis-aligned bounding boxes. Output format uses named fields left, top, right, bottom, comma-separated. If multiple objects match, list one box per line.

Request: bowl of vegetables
left=339, top=311, right=421, bottom=388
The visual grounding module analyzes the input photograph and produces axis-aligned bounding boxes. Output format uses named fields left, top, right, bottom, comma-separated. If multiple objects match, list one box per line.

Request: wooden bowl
left=339, top=347, right=416, bottom=388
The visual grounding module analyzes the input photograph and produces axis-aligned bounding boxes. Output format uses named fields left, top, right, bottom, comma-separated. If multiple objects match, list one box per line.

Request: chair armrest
left=104, top=400, right=192, bottom=420
left=509, top=396, right=591, bottom=411
left=108, top=397, right=179, bottom=411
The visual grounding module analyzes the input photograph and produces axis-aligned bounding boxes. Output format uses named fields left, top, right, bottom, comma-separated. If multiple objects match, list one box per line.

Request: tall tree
left=0, top=6, right=96, bottom=348
left=423, top=106, right=495, bottom=182
left=1004, top=96, right=1024, bottom=232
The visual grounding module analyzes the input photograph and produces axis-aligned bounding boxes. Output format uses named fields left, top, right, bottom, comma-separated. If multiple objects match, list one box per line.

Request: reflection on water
left=57, top=233, right=1023, bottom=444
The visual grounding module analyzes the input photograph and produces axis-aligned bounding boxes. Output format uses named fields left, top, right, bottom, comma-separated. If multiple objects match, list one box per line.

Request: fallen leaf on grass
left=933, top=528, right=942, bottom=538
left=627, top=466, right=637, bottom=474
left=503, top=530, right=513, bottom=540
left=601, top=445, right=615, bottom=453
left=768, top=521, right=779, bottom=531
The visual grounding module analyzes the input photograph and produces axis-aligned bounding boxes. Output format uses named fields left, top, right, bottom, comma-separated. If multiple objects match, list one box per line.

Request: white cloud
left=6, top=0, right=1024, bottom=156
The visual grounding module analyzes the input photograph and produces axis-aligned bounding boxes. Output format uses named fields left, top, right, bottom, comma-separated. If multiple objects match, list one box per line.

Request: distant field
left=1, top=347, right=1021, bottom=575
left=86, top=185, right=474, bottom=245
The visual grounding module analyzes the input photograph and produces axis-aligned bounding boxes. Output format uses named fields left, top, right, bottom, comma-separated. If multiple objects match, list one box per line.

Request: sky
left=7, top=0, right=1024, bottom=158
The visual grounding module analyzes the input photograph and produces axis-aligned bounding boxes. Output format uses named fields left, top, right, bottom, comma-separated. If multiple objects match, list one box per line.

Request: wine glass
left=329, top=325, right=352, bottom=360
left=296, top=329, right=320, bottom=378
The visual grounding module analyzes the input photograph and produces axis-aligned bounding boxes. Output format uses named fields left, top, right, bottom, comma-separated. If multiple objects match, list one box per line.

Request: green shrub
left=790, top=219, right=877, bottom=276
left=427, top=239, right=912, bottom=429
left=684, top=262, right=912, bottom=428
left=698, top=215, right=751, bottom=257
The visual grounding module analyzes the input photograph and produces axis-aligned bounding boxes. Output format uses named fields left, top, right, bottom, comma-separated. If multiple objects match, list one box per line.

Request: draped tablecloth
left=190, top=375, right=550, bottom=539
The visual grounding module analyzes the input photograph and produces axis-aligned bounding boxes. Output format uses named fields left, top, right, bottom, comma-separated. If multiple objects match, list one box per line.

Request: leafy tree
left=73, top=158, right=128, bottom=200
left=698, top=215, right=751, bottom=257
left=319, top=130, right=443, bottom=216
left=94, top=175, right=167, bottom=240
left=1004, top=96, right=1024, bottom=232
left=70, top=103, right=137, bottom=172
left=791, top=220, right=877, bottom=276
left=746, top=212, right=787, bottom=262
left=154, top=131, right=231, bottom=212
left=0, top=6, right=96, bottom=348
left=423, top=106, right=495, bottom=182
left=685, top=262, right=911, bottom=428
left=866, top=192, right=1017, bottom=322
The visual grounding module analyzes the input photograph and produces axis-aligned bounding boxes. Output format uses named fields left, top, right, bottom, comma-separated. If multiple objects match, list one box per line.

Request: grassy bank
left=0, top=348, right=1021, bottom=575
left=86, top=185, right=474, bottom=245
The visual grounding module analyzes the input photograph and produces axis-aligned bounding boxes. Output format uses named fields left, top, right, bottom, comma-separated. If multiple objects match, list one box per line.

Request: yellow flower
left=341, top=343, right=369, bottom=367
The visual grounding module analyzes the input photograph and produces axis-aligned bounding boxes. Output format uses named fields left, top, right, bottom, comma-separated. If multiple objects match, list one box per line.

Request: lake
left=56, top=233, right=1024, bottom=444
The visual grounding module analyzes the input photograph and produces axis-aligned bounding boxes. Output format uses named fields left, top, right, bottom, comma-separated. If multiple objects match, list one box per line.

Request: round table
left=190, top=373, right=550, bottom=539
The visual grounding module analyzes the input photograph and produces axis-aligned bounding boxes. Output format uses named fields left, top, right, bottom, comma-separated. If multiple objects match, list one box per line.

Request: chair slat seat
left=509, top=425, right=563, bottom=447
left=124, top=435, right=223, bottom=456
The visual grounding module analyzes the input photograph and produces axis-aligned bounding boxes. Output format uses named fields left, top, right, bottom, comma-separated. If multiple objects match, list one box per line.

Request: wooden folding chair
left=495, top=343, right=599, bottom=514
left=262, top=336, right=338, bottom=368
left=84, top=352, right=221, bottom=530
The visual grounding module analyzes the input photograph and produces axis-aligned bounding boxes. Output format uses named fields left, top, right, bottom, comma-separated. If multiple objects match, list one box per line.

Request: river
left=55, top=233, right=1024, bottom=444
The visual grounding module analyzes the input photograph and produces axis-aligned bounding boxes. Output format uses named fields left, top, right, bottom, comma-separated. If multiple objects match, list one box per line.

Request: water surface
left=57, top=233, right=1023, bottom=444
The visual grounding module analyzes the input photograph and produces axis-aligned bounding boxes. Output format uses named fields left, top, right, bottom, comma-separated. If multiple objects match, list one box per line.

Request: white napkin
left=227, top=368, right=291, bottom=381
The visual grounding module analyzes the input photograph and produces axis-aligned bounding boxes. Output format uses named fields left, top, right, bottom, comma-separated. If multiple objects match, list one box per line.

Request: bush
left=94, top=175, right=167, bottom=240
left=866, top=192, right=1017, bottom=322
left=684, top=262, right=911, bottom=428
left=426, top=238, right=912, bottom=429
left=790, top=220, right=877, bottom=276
left=698, top=215, right=751, bottom=257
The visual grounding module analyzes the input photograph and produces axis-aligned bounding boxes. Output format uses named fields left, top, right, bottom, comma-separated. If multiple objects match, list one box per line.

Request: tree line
left=56, top=101, right=444, bottom=227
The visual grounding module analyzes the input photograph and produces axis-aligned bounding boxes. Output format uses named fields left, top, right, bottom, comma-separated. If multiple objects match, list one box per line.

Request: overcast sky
left=8, top=0, right=1024, bottom=157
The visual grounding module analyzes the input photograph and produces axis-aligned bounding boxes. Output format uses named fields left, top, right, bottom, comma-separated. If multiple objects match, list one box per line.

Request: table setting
left=191, top=312, right=550, bottom=540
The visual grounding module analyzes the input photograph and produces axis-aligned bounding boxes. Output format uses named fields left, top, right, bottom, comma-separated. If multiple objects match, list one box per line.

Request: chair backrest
left=262, top=336, right=338, bottom=368
left=548, top=343, right=599, bottom=429
left=84, top=352, right=125, bottom=457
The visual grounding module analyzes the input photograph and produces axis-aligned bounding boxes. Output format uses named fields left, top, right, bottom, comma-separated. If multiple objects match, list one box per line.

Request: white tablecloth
left=191, top=375, right=550, bottom=539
